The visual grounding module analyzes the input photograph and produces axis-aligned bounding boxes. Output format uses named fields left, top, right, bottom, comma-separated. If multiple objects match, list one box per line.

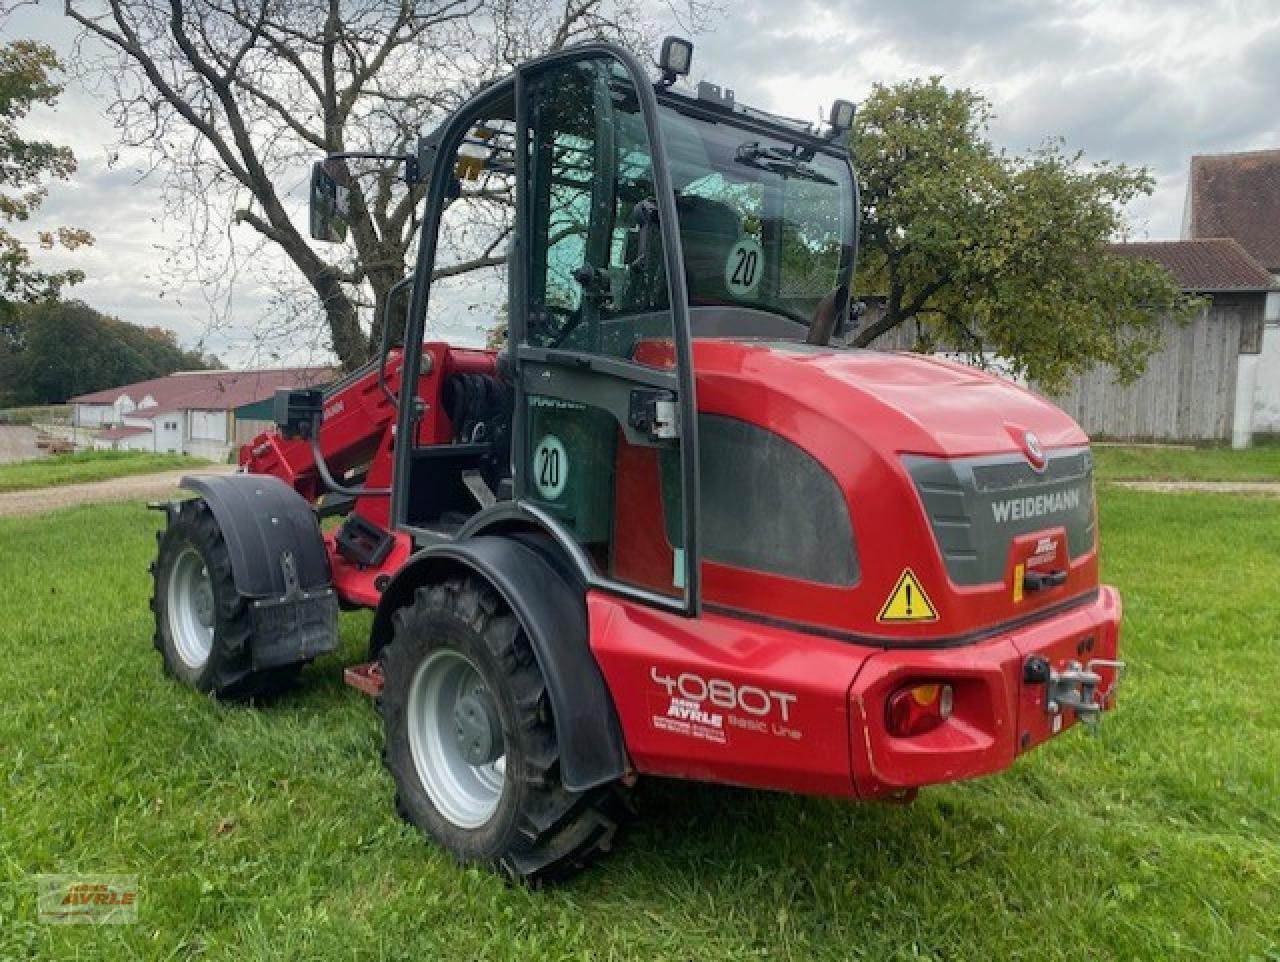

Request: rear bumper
left=849, top=585, right=1123, bottom=799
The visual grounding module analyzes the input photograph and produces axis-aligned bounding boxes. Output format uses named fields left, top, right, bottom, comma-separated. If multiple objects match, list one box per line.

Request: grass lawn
left=1, top=493, right=1278, bottom=960
left=0, top=450, right=207, bottom=493
left=1093, top=443, right=1280, bottom=482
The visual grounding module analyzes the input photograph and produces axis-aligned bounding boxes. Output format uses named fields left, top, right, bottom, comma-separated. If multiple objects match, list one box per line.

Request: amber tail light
left=886, top=683, right=954, bottom=737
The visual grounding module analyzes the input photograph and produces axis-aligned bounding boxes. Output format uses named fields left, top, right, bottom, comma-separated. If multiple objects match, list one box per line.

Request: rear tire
left=379, top=576, right=628, bottom=885
left=150, top=498, right=299, bottom=698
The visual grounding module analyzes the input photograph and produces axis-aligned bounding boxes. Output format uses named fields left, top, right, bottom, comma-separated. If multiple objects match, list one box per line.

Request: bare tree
left=65, top=0, right=712, bottom=369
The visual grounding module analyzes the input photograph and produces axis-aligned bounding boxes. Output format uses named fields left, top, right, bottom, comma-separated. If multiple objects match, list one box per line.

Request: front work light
left=829, top=98, right=856, bottom=134
left=659, top=36, right=693, bottom=83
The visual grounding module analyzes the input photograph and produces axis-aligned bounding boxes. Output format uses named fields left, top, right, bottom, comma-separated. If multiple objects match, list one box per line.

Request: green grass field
left=1093, top=443, right=1280, bottom=482
left=1, top=492, right=1278, bottom=961
left=0, top=450, right=206, bottom=493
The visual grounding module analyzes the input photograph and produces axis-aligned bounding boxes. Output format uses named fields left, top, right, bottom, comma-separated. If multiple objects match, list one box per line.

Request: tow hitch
left=1024, top=656, right=1125, bottom=731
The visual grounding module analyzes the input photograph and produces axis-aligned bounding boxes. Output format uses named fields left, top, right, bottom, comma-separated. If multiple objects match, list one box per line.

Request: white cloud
left=7, top=0, right=1280, bottom=364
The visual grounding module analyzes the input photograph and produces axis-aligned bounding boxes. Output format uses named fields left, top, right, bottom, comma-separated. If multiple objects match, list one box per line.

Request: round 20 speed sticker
left=532, top=434, right=568, bottom=500
left=724, top=237, right=763, bottom=299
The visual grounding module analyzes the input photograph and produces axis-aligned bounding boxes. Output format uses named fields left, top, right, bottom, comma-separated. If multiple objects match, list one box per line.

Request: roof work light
left=659, top=36, right=693, bottom=85
left=828, top=99, right=856, bottom=137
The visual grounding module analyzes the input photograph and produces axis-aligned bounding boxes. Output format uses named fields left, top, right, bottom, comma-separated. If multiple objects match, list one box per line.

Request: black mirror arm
left=377, top=276, right=415, bottom=406
left=627, top=198, right=661, bottom=272
left=806, top=282, right=850, bottom=346
left=325, top=150, right=422, bottom=186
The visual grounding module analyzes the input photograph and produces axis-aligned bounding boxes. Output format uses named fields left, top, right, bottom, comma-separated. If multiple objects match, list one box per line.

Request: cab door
left=513, top=48, right=700, bottom=613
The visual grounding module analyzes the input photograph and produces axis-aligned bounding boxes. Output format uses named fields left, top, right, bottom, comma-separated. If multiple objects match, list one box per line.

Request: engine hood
left=695, top=340, right=1086, bottom=458
left=686, top=338, right=1100, bottom=642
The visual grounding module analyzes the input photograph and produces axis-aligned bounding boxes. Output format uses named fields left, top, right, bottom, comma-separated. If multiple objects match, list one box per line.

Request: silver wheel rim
left=407, top=649, right=506, bottom=829
left=168, top=546, right=215, bottom=669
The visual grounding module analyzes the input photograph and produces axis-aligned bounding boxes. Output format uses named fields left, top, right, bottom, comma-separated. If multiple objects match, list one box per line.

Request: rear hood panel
left=758, top=345, right=1088, bottom=456
left=690, top=341, right=1100, bottom=643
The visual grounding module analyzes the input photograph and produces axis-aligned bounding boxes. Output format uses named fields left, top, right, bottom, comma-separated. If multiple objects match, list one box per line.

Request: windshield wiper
left=734, top=143, right=836, bottom=185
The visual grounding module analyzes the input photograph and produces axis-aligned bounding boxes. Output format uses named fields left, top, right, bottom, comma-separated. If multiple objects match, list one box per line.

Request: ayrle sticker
left=877, top=568, right=939, bottom=623
left=650, top=693, right=728, bottom=745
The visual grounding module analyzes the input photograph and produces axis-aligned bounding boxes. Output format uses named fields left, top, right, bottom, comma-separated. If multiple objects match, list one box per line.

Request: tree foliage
left=849, top=77, right=1197, bottom=392
left=68, top=0, right=713, bottom=369
left=0, top=299, right=220, bottom=405
left=0, top=38, right=91, bottom=315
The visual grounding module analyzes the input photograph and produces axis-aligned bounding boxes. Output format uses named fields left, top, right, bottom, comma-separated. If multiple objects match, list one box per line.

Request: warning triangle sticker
left=877, top=568, right=939, bottom=623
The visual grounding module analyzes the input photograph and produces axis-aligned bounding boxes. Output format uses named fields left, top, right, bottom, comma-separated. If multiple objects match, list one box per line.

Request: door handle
left=1023, top=569, right=1067, bottom=591
left=628, top=389, right=679, bottom=440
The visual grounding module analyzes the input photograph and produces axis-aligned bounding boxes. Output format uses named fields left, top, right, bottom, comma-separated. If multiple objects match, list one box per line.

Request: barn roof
left=1186, top=149, right=1280, bottom=272
left=1109, top=238, right=1275, bottom=293
left=71, top=367, right=334, bottom=410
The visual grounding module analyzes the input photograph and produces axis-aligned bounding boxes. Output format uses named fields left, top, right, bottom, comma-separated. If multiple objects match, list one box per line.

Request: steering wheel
left=529, top=304, right=584, bottom=348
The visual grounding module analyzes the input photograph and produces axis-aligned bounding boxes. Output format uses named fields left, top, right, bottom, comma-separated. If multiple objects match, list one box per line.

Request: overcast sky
left=7, top=0, right=1280, bottom=365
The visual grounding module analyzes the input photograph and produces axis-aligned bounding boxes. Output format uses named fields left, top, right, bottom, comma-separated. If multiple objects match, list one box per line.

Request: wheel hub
left=167, top=545, right=215, bottom=669
left=454, top=685, right=503, bottom=765
left=193, top=582, right=214, bottom=627
left=406, top=648, right=507, bottom=829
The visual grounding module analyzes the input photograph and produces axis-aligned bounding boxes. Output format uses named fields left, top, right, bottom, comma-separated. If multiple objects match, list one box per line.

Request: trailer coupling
left=1024, top=656, right=1125, bottom=731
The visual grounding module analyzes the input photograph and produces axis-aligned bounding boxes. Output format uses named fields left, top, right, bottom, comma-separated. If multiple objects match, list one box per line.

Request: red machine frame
left=241, top=334, right=1123, bottom=800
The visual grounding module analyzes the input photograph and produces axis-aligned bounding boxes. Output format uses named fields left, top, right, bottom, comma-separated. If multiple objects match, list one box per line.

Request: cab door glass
left=424, top=95, right=517, bottom=350
left=526, top=58, right=675, bottom=365
left=522, top=55, right=688, bottom=600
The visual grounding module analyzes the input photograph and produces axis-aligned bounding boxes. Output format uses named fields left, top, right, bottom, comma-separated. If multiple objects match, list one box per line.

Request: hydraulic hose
left=310, top=434, right=390, bottom=498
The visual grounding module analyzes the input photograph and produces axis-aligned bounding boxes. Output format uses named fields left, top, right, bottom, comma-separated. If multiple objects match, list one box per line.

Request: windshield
left=525, top=73, right=857, bottom=355
left=658, top=105, right=855, bottom=326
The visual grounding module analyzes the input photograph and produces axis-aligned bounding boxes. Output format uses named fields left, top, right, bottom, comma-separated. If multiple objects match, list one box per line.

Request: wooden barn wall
left=1042, top=304, right=1244, bottom=443
left=851, top=297, right=1257, bottom=443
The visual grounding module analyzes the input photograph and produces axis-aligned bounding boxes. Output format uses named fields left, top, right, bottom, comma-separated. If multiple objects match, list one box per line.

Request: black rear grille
left=970, top=450, right=1091, bottom=491
left=904, top=447, right=1095, bottom=586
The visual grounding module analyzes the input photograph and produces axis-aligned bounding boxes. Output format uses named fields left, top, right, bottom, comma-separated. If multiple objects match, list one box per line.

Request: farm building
left=862, top=148, right=1280, bottom=445
left=72, top=367, right=334, bottom=460
left=1183, top=148, right=1280, bottom=440
left=1057, top=148, right=1280, bottom=445
left=1052, top=238, right=1276, bottom=445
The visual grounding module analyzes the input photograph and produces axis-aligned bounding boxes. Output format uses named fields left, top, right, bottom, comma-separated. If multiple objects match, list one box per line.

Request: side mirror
left=309, top=158, right=351, bottom=243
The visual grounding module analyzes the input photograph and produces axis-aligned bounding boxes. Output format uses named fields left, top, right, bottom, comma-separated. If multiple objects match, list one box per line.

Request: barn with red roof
left=72, top=367, right=334, bottom=459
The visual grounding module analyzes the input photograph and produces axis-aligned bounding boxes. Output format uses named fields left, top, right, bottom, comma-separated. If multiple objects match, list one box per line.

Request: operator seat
left=674, top=194, right=742, bottom=305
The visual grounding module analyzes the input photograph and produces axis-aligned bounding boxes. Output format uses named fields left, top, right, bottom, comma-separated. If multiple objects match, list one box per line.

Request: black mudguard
left=181, top=473, right=332, bottom=597
left=179, top=473, right=338, bottom=669
left=372, top=536, right=629, bottom=793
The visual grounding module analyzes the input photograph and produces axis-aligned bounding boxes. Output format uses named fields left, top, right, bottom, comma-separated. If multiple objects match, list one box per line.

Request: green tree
left=68, top=0, right=713, bottom=370
left=849, top=78, right=1196, bottom=392
left=7, top=299, right=217, bottom=404
left=0, top=39, right=91, bottom=314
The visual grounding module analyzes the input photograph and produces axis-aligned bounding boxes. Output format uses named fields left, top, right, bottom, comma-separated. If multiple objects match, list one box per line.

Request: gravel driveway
left=1110, top=480, right=1280, bottom=496
left=0, top=464, right=236, bottom=517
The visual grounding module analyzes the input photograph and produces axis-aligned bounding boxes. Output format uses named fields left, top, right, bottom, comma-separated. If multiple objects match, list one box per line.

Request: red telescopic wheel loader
left=150, top=38, right=1124, bottom=884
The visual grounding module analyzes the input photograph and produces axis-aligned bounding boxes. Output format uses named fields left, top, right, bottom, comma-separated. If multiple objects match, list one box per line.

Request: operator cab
left=659, top=87, right=856, bottom=341
left=307, top=39, right=858, bottom=611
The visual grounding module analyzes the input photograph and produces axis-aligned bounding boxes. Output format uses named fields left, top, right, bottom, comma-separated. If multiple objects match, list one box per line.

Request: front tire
left=150, top=498, right=298, bottom=698
left=379, top=576, right=627, bottom=885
